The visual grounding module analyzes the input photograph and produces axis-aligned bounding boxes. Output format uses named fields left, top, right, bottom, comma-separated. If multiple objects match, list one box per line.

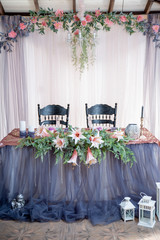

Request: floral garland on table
left=0, top=8, right=160, bottom=73
left=17, top=125, right=136, bottom=167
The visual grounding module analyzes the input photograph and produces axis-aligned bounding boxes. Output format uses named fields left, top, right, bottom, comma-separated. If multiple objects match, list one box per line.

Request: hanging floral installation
left=17, top=125, right=136, bottom=167
left=0, top=8, right=160, bottom=72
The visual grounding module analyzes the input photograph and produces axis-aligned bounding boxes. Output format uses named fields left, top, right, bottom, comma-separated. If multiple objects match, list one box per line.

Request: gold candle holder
left=140, top=117, right=144, bottom=136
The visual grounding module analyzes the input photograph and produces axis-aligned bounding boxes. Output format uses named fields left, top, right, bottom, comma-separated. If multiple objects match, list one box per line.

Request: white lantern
left=156, top=182, right=160, bottom=221
left=120, top=197, right=135, bottom=222
left=138, top=193, right=156, bottom=228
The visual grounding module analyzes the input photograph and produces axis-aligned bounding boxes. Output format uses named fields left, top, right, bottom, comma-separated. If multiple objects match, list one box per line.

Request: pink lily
left=69, top=129, right=86, bottom=144
left=68, top=150, right=78, bottom=166
left=95, top=9, right=101, bottom=17
left=86, top=147, right=97, bottom=165
left=120, top=15, right=127, bottom=23
left=8, top=31, right=17, bottom=38
left=74, top=29, right=79, bottom=35
left=85, top=14, right=92, bottom=23
left=81, top=20, right=87, bottom=26
left=104, top=18, right=114, bottom=27
left=54, top=22, right=63, bottom=30
left=137, top=15, right=144, bottom=22
left=19, top=23, right=27, bottom=30
left=55, top=9, right=63, bottom=18
left=90, top=132, right=104, bottom=149
left=53, top=136, right=65, bottom=150
left=73, top=15, right=80, bottom=22
left=152, top=25, right=160, bottom=33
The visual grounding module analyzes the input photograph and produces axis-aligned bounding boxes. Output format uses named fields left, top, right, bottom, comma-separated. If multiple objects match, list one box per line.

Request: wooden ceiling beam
left=73, top=0, right=76, bottom=13
left=108, top=0, right=115, bottom=13
left=33, top=0, right=39, bottom=12
left=144, top=0, right=154, bottom=14
left=0, top=1, right=5, bottom=15
left=154, top=0, right=160, bottom=4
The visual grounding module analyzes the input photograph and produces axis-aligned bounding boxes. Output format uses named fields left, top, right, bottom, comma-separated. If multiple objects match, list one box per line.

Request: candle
left=29, top=126, right=34, bottom=132
left=141, top=106, right=144, bottom=118
left=20, top=121, right=26, bottom=132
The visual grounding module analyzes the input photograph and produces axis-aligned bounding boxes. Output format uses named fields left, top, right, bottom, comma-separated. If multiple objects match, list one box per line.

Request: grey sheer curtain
left=143, top=14, right=160, bottom=139
left=0, top=16, right=28, bottom=139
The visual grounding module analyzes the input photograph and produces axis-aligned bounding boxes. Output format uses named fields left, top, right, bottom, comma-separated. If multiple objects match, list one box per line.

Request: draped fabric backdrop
left=0, top=15, right=159, bottom=140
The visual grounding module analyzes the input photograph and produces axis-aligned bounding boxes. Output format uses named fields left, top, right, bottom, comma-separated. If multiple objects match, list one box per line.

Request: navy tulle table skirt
left=0, top=143, right=160, bottom=225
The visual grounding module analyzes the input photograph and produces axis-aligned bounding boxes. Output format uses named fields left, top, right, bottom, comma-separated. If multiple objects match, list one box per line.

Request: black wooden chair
left=85, top=103, right=117, bottom=128
left=38, top=104, right=70, bottom=128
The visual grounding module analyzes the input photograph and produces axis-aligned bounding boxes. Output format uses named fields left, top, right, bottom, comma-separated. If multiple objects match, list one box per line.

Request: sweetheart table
left=0, top=128, right=160, bottom=225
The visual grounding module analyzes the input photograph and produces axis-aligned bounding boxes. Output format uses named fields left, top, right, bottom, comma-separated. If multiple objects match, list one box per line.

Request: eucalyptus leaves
left=17, top=125, right=136, bottom=167
left=0, top=8, right=160, bottom=72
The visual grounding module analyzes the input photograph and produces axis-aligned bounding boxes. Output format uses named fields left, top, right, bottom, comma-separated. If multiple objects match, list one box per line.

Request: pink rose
left=8, top=30, right=17, bottom=38
left=55, top=9, right=63, bottom=18
left=74, top=29, right=79, bottom=35
left=31, top=17, right=37, bottom=23
left=95, top=9, right=101, bottom=17
left=152, top=25, right=159, bottom=33
left=137, top=15, right=144, bottom=22
left=42, top=21, right=47, bottom=27
left=120, top=15, right=127, bottom=23
left=104, top=18, right=113, bottom=27
left=54, top=22, right=63, bottom=30
left=73, top=15, right=80, bottom=22
left=19, top=23, right=27, bottom=30
left=81, top=20, right=87, bottom=26
left=85, top=14, right=92, bottom=23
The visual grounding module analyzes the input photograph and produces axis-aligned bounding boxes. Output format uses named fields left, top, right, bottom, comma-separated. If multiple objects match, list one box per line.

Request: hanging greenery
left=0, top=8, right=160, bottom=72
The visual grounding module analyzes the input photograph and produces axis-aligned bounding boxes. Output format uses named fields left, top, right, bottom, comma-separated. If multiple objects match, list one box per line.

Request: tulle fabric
left=0, top=143, right=160, bottom=225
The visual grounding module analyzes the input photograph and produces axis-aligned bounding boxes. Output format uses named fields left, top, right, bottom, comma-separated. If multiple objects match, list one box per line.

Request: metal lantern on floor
left=120, top=197, right=135, bottom=222
left=156, top=182, right=160, bottom=221
left=138, top=193, right=156, bottom=228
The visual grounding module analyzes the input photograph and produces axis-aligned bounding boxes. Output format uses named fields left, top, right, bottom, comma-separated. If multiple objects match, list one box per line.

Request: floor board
left=0, top=218, right=160, bottom=240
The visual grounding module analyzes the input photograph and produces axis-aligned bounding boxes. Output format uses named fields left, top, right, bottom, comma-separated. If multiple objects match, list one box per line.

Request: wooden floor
left=0, top=218, right=160, bottom=240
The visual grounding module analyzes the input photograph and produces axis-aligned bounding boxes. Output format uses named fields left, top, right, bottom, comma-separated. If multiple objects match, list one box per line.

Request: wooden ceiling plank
left=144, top=0, right=154, bottom=14
left=0, top=1, right=5, bottom=15
left=108, top=0, right=115, bottom=13
left=33, top=0, right=39, bottom=12
left=154, top=0, right=160, bottom=4
left=73, top=0, right=76, bottom=13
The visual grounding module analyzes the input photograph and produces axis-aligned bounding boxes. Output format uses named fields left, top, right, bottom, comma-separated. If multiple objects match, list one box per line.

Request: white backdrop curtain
left=143, top=14, right=160, bottom=140
left=0, top=16, right=151, bottom=140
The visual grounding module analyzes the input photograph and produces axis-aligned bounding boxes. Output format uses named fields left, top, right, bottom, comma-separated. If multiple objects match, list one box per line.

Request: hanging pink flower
left=90, top=132, right=104, bottom=149
left=104, top=18, right=113, bottom=27
left=137, top=15, right=144, bottom=22
left=81, top=20, right=87, bottom=26
left=55, top=9, right=63, bottom=18
left=31, top=17, right=37, bottom=23
left=19, top=23, right=27, bottom=30
left=74, top=29, right=79, bottom=35
left=73, top=15, right=80, bottom=22
left=85, top=14, right=92, bottom=23
left=8, top=31, right=17, bottom=38
left=86, top=147, right=97, bottom=165
left=95, top=9, right=101, bottom=17
left=67, top=150, right=78, bottom=166
left=54, top=22, right=63, bottom=30
left=69, top=129, right=86, bottom=144
left=120, top=15, right=127, bottom=23
left=53, top=136, right=65, bottom=150
left=42, top=21, right=47, bottom=27
left=152, top=25, right=160, bottom=33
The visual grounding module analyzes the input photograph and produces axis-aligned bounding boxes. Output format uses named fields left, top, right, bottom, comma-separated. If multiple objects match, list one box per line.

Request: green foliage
left=16, top=126, right=136, bottom=167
